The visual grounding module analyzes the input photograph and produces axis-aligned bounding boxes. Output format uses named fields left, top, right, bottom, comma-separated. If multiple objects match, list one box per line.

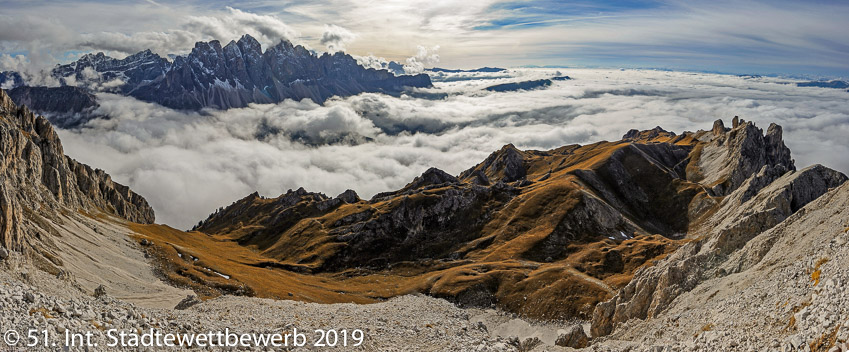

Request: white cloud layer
left=56, top=69, right=849, bottom=229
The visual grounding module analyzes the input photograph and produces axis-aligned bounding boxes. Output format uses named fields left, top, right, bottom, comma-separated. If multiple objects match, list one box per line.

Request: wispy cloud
left=2, top=1, right=848, bottom=75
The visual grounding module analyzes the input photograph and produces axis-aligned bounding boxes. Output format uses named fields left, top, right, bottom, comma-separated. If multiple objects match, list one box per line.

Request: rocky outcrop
left=460, top=144, right=527, bottom=184
left=335, top=189, right=360, bottom=204
left=375, top=167, right=462, bottom=199
left=622, top=126, right=677, bottom=141
left=556, top=325, right=589, bottom=348
left=590, top=157, right=845, bottom=337
left=695, top=119, right=795, bottom=196
left=0, top=88, right=154, bottom=252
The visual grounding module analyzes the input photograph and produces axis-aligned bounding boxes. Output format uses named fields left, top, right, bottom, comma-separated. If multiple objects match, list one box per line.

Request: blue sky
left=476, top=0, right=666, bottom=29
left=1, top=0, right=848, bottom=77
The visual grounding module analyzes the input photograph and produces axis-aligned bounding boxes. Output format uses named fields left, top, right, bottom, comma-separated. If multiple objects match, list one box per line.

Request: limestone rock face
left=696, top=119, right=795, bottom=196
left=0, top=88, right=154, bottom=252
left=590, top=162, right=846, bottom=338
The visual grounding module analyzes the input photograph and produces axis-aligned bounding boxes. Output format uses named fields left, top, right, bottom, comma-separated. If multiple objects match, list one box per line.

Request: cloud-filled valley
left=55, top=69, right=849, bottom=228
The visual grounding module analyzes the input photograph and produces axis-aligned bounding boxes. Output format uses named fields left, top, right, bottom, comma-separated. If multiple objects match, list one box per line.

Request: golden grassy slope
left=133, top=129, right=716, bottom=320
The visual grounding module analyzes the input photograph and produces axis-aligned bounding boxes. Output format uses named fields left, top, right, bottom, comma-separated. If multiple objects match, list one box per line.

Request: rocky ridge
left=590, top=121, right=846, bottom=339
left=590, top=182, right=849, bottom=352
left=129, top=34, right=431, bottom=110
left=51, top=49, right=170, bottom=94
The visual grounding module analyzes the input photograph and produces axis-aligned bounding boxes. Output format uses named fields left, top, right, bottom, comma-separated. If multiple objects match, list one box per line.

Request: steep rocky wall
left=0, top=88, right=154, bottom=251
left=591, top=122, right=846, bottom=338
left=696, top=119, right=795, bottom=196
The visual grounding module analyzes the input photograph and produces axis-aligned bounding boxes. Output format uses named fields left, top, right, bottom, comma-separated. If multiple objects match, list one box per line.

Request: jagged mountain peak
left=0, top=87, right=16, bottom=111
left=238, top=33, right=261, bottom=45
left=404, top=167, right=461, bottom=191
left=6, top=33, right=431, bottom=119
left=696, top=117, right=795, bottom=195
left=126, top=33, right=432, bottom=110
left=460, top=143, right=528, bottom=184
left=622, top=126, right=676, bottom=141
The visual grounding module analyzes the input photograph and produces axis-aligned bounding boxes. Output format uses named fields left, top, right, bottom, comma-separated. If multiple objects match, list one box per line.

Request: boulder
left=174, top=295, right=202, bottom=310
left=555, top=325, right=589, bottom=348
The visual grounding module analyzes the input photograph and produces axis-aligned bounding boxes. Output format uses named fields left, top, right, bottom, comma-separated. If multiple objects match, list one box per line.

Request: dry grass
left=90, top=320, right=105, bottom=331
left=133, top=219, right=680, bottom=321
left=685, top=143, right=706, bottom=182
left=125, top=134, right=707, bottom=321
left=29, top=307, right=54, bottom=319
left=809, top=325, right=840, bottom=352
left=694, top=322, right=714, bottom=338
left=811, top=257, right=829, bottom=286
left=785, top=301, right=812, bottom=331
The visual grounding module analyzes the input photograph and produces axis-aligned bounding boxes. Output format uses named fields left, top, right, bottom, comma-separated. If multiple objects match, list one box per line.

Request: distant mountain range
left=796, top=80, right=849, bottom=91
left=429, top=67, right=506, bottom=73
left=0, top=34, right=432, bottom=125
left=485, top=79, right=553, bottom=92
left=6, top=86, right=101, bottom=127
left=484, top=76, right=571, bottom=92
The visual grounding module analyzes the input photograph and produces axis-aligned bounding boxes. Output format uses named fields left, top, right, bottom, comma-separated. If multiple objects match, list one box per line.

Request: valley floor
left=0, top=261, right=545, bottom=351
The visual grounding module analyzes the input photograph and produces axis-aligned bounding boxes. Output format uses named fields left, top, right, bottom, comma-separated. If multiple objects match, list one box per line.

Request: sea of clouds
left=55, top=69, right=849, bottom=228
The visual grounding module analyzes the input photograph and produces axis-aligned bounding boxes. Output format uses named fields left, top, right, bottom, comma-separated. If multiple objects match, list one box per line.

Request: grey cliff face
left=697, top=119, right=795, bottom=196
left=590, top=120, right=845, bottom=338
left=0, top=88, right=154, bottom=252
